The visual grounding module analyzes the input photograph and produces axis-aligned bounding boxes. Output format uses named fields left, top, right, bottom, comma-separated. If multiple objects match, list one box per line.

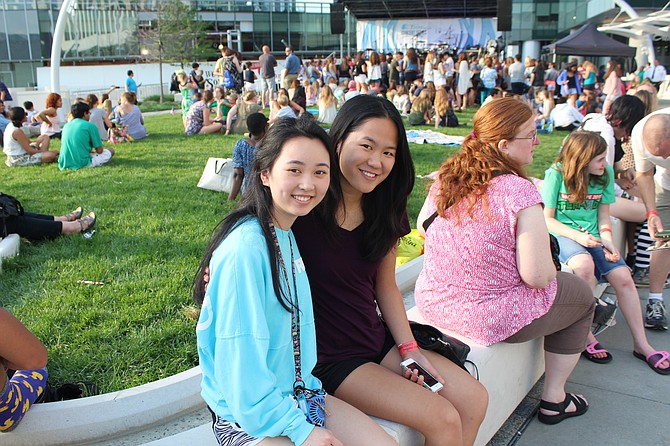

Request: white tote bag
left=197, top=157, right=234, bottom=193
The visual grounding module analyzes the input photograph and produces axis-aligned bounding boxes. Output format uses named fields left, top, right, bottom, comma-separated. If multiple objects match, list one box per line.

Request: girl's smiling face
left=588, top=152, right=608, bottom=176
left=260, top=136, right=331, bottom=230
left=337, top=117, right=398, bottom=196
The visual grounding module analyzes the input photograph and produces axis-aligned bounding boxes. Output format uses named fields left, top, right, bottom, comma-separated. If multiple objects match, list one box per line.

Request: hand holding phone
left=655, top=230, right=670, bottom=240
left=401, top=358, right=443, bottom=393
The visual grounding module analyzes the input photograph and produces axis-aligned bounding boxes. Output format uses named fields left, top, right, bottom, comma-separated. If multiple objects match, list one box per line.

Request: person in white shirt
left=644, top=59, right=667, bottom=91
left=632, top=107, right=670, bottom=331
left=270, top=94, right=297, bottom=123
left=549, top=98, right=583, bottom=130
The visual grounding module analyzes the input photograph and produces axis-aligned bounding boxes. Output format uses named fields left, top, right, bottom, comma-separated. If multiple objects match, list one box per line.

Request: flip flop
left=633, top=351, right=670, bottom=375
left=582, top=341, right=613, bottom=364
left=538, top=393, right=589, bottom=425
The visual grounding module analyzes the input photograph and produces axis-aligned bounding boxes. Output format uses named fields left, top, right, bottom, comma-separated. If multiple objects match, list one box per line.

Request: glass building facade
left=508, top=0, right=669, bottom=43
left=0, top=0, right=355, bottom=87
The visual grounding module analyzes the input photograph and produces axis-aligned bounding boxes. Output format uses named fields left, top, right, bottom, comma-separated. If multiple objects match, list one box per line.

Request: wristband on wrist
left=647, top=210, right=659, bottom=219
left=600, top=228, right=612, bottom=234
left=397, top=340, right=419, bottom=355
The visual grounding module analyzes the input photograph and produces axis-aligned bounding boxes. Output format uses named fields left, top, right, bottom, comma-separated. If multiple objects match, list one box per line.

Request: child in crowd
left=270, top=94, right=297, bottom=123
left=316, top=84, right=337, bottom=125
left=194, top=116, right=395, bottom=445
left=23, top=101, right=39, bottom=126
left=392, top=85, right=410, bottom=115
left=177, top=71, right=196, bottom=127
left=333, top=79, right=347, bottom=104
left=268, top=88, right=302, bottom=122
left=243, top=62, right=257, bottom=93
left=407, top=89, right=433, bottom=125
left=212, top=89, right=236, bottom=127
left=227, top=112, right=268, bottom=202
left=433, top=87, right=457, bottom=128
left=542, top=131, right=669, bottom=375
left=304, top=79, right=318, bottom=107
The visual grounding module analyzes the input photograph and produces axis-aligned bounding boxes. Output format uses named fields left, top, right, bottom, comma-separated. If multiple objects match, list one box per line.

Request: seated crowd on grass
left=2, top=90, right=149, bottom=169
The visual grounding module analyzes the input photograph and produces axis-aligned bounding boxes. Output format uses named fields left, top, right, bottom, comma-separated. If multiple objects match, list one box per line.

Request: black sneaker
left=645, top=300, right=668, bottom=330
left=35, top=381, right=100, bottom=403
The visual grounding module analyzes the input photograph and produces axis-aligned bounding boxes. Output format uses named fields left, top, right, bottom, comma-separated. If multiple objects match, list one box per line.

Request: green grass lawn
left=0, top=109, right=567, bottom=393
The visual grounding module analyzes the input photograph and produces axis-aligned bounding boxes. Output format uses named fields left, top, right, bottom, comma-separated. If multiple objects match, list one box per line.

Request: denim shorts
left=557, top=236, right=629, bottom=281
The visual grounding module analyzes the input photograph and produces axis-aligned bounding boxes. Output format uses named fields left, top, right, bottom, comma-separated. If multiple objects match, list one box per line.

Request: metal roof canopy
left=340, top=0, right=497, bottom=20
left=543, top=23, right=636, bottom=57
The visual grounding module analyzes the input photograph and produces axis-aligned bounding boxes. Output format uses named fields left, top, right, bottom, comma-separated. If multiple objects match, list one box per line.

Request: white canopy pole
left=49, top=0, right=77, bottom=93
left=612, top=0, right=656, bottom=62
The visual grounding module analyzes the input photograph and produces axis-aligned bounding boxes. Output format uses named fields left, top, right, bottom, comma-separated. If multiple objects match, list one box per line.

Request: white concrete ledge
left=4, top=367, right=204, bottom=446
left=0, top=234, right=20, bottom=273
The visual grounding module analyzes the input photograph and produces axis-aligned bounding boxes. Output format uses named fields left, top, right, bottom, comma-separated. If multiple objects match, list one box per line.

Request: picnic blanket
left=406, top=130, right=464, bottom=146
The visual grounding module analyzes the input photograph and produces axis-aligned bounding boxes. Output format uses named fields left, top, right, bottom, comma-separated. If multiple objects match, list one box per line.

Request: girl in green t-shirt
left=542, top=131, right=669, bottom=375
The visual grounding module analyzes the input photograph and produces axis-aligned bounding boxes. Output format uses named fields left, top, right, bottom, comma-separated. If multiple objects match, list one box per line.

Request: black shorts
left=312, top=327, right=396, bottom=395
left=404, top=70, right=418, bottom=84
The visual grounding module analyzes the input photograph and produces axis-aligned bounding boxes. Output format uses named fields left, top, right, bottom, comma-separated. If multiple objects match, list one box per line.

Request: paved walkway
left=517, top=288, right=670, bottom=445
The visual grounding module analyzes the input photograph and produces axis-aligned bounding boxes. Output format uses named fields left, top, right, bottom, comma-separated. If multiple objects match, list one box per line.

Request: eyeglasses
left=514, top=129, right=538, bottom=142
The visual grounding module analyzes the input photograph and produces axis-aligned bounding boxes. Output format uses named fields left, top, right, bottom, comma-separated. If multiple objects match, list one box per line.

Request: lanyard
left=269, top=225, right=304, bottom=388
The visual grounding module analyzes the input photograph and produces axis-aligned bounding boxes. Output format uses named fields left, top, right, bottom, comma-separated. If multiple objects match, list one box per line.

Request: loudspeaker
left=497, top=0, right=512, bottom=32
left=330, top=3, right=345, bottom=35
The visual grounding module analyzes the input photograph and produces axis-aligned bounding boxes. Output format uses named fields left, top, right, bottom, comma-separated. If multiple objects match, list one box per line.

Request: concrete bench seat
left=142, top=304, right=545, bottom=446
left=0, top=234, right=20, bottom=273
left=405, top=306, right=545, bottom=446
left=142, top=415, right=424, bottom=446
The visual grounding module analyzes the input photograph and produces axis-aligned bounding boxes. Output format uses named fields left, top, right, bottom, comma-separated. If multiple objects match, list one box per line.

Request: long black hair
left=324, top=94, right=415, bottom=262
left=193, top=116, right=333, bottom=309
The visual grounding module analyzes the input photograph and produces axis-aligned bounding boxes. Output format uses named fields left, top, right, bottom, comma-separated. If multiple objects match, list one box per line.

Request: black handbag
left=409, top=321, right=471, bottom=372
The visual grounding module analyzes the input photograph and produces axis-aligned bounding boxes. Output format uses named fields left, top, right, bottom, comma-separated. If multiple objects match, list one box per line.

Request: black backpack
left=0, top=193, right=23, bottom=219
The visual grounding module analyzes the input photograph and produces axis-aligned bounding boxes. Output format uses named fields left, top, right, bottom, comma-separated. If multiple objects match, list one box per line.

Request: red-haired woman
left=415, top=97, right=596, bottom=425
left=36, top=93, right=63, bottom=138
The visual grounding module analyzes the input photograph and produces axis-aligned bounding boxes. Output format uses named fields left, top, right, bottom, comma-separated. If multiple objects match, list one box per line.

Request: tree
left=140, top=0, right=207, bottom=102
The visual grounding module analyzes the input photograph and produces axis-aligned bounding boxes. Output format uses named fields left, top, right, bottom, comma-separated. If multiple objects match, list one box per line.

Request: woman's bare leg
left=606, top=267, right=669, bottom=370
left=325, top=395, right=398, bottom=445
left=335, top=347, right=487, bottom=446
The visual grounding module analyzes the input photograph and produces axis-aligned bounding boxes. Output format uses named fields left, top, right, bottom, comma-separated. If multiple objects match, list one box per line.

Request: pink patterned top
left=414, top=174, right=557, bottom=346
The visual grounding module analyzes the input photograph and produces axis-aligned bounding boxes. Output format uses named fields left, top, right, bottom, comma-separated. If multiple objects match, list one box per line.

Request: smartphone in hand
left=401, top=359, right=444, bottom=393
left=655, top=230, right=670, bottom=240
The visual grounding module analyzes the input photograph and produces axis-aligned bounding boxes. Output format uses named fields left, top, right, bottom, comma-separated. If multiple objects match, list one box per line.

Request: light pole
left=50, top=0, right=77, bottom=94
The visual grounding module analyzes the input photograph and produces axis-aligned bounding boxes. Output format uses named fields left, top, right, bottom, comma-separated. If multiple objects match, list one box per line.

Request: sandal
left=633, top=350, right=670, bottom=375
left=581, top=341, right=613, bottom=364
left=78, top=212, right=96, bottom=232
left=537, top=393, right=589, bottom=425
left=67, top=206, right=83, bottom=222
